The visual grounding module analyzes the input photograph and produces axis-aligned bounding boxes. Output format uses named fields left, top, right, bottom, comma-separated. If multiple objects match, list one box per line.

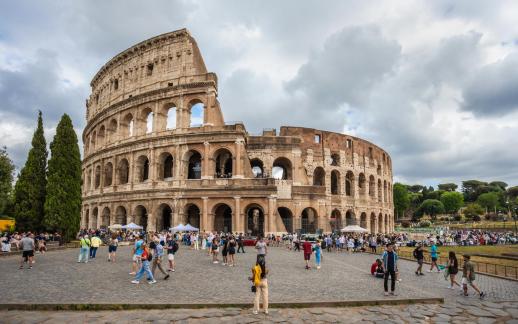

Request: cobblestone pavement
left=1, top=301, right=518, bottom=323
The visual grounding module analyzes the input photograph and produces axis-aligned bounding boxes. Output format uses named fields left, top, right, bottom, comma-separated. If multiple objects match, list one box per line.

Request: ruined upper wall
left=86, top=29, right=211, bottom=121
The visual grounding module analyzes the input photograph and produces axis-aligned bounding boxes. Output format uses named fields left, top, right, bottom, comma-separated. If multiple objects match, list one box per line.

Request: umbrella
left=184, top=224, right=199, bottom=232
left=108, top=224, right=123, bottom=229
left=123, top=222, right=143, bottom=230
left=170, top=223, right=186, bottom=232
left=340, top=225, right=369, bottom=233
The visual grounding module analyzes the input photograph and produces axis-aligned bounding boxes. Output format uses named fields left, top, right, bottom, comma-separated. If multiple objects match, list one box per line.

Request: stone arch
left=301, top=207, right=318, bottom=233
left=330, top=209, right=342, bottom=232
left=184, top=150, right=202, bottom=179
left=104, top=162, right=113, bottom=186
left=115, top=206, right=127, bottom=225
left=156, top=203, right=173, bottom=232
left=134, top=205, right=148, bottom=231
left=98, top=125, right=105, bottom=147
left=358, top=173, right=366, bottom=196
left=370, top=212, right=377, bottom=233
left=385, top=214, right=389, bottom=233
left=136, top=155, right=150, bottom=182
left=117, top=158, right=129, bottom=184
left=245, top=203, right=265, bottom=236
left=345, top=171, right=354, bottom=196
left=369, top=175, right=375, bottom=198
left=188, top=99, right=205, bottom=127
left=250, top=158, right=264, bottom=178
left=330, top=153, right=340, bottom=166
left=378, top=179, right=382, bottom=202
left=384, top=180, right=388, bottom=203
left=91, top=131, right=97, bottom=150
left=101, top=207, right=110, bottom=228
left=84, top=209, right=89, bottom=228
left=360, top=212, right=367, bottom=229
left=160, top=102, right=178, bottom=130
left=213, top=203, right=233, bottom=233
left=313, top=167, right=325, bottom=186
left=277, top=207, right=293, bottom=233
left=91, top=207, right=98, bottom=229
left=272, top=157, right=292, bottom=180
left=140, top=107, right=154, bottom=134
left=378, top=213, right=384, bottom=233
left=185, top=203, right=201, bottom=229
left=94, top=165, right=101, bottom=188
left=157, top=152, right=174, bottom=180
left=345, top=210, right=355, bottom=226
left=331, top=170, right=340, bottom=194
left=213, top=148, right=233, bottom=178
left=121, top=113, right=134, bottom=137
left=377, top=164, right=381, bottom=176
left=108, top=118, right=118, bottom=142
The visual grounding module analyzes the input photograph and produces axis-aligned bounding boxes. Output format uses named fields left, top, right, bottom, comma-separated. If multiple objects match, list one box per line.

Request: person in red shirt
left=302, top=240, right=312, bottom=270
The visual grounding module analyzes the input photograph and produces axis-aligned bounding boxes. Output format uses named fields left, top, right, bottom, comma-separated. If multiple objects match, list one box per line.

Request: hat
left=463, top=254, right=471, bottom=259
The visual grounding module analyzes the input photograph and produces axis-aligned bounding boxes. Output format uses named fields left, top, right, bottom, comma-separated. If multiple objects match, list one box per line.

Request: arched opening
left=378, top=179, right=382, bottom=202
left=158, top=152, right=174, bottom=180
left=330, top=209, right=342, bottom=232
left=91, top=131, right=96, bottom=150
left=246, top=205, right=264, bottom=237
left=331, top=170, right=340, bottom=195
left=101, top=207, right=110, bottom=228
left=189, top=101, right=204, bottom=127
left=385, top=214, right=389, bottom=233
left=166, top=106, right=177, bottom=129
left=134, top=205, right=148, bottom=231
left=117, top=159, right=129, bottom=184
left=186, top=150, right=202, bottom=179
left=91, top=207, right=98, bottom=229
left=250, top=158, right=264, bottom=178
left=378, top=213, right=384, bottom=233
left=358, top=173, right=366, bottom=196
left=278, top=207, right=293, bottom=233
left=108, top=119, right=118, bottom=142
left=384, top=180, right=388, bottom=203
left=94, top=165, right=101, bottom=189
left=143, top=108, right=153, bottom=134
left=377, top=164, right=381, bottom=176
left=115, top=206, right=127, bottom=225
left=369, top=175, right=375, bottom=198
left=360, top=212, right=367, bottom=229
left=345, top=171, right=354, bottom=196
left=330, top=153, right=340, bottom=166
left=156, top=204, right=172, bottom=232
left=301, top=207, right=318, bottom=233
left=185, top=204, right=201, bottom=229
left=214, top=204, right=232, bottom=233
left=121, top=113, right=134, bottom=137
left=136, top=155, right=149, bottom=182
left=104, top=162, right=113, bottom=187
left=214, top=148, right=233, bottom=178
left=345, top=210, right=355, bottom=226
left=313, top=167, right=325, bottom=186
left=84, top=209, right=89, bottom=228
left=272, top=157, right=292, bottom=180
left=370, top=212, right=376, bottom=233
left=98, top=126, right=105, bottom=147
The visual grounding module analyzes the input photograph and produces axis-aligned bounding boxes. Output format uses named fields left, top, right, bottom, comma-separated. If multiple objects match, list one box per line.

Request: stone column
left=172, top=198, right=179, bottom=225
left=292, top=149, right=302, bottom=185
left=234, top=196, right=241, bottom=233
left=202, top=197, right=209, bottom=232
left=202, top=141, right=211, bottom=179
left=147, top=213, right=155, bottom=232
left=268, top=196, right=276, bottom=234
left=234, top=140, right=243, bottom=178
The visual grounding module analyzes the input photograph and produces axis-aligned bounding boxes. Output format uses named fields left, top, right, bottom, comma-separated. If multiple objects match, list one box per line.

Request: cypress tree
left=13, top=111, right=48, bottom=231
left=44, top=114, right=82, bottom=241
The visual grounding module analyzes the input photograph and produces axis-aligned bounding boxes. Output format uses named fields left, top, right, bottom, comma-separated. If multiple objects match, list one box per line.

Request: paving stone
left=464, top=306, right=496, bottom=318
left=477, top=317, right=497, bottom=324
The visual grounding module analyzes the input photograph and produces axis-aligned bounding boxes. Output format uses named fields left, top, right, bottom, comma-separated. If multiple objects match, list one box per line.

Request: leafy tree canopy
left=438, top=183, right=458, bottom=191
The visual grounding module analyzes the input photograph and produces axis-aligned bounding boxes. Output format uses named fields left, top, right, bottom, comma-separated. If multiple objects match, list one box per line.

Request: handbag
left=251, top=285, right=257, bottom=293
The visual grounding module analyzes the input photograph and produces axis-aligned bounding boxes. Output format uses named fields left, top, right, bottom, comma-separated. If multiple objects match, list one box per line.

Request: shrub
left=419, top=220, right=431, bottom=228
left=454, top=214, right=462, bottom=221
left=472, top=215, right=481, bottom=222
left=401, top=220, right=411, bottom=228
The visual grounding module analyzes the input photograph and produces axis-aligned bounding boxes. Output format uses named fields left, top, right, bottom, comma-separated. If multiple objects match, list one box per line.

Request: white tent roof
left=123, top=222, right=143, bottom=230
left=108, top=224, right=123, bottom=229
left=170, top=223, right=186, bottom=232
left=340, top=225, right=369, bottom=233
left=184, top=224, right=199, bottom=232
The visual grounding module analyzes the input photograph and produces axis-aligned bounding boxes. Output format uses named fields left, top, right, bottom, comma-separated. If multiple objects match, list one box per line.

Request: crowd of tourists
left=1, top=231, right=61, bottom=254
left=421, top=229, right=518, bottom=246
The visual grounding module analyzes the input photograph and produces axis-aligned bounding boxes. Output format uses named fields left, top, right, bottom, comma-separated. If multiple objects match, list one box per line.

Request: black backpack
left=172, top=241, right=179, bottom=253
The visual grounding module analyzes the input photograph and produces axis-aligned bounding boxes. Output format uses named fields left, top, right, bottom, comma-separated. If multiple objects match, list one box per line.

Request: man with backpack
left=151, top=239, right=169, bottom=280
left=131, top=242, right=156, bottom=284
left=413, top=243, right=424, bottom=275
left=166, top=235, right=178, bottom=272
left=77, top=234, right=90, bottom=263
left=382, top=243, right=398, bottom=296
left=237, top=233, right=245, bottom=253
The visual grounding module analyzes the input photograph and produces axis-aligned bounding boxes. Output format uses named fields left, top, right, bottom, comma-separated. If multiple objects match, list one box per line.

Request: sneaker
left=419, top=273, right=425, bottom=276
left=447, top=285, right=452, bottom=289
left=129, top=272, right=136, bottom=275
left=223, top=263, right=227, bottom=266
left=213, top=261, right=219, bottom=264
left=172, top=269, right=175, bottom=272
left=427, top=270, right=432, bottom=273
left=384, top=292, right=389, bottom=296
left=391, top=292, right=397, bottom=296
left=415, top=271, right=419, bottom=275
left=131, top=280, right=140, bottom=284
left=480, top=292, right=486, bottom=299
left=29, top=266, right=33, bottom=269
left=265, top=310, right=269, bottom=315
left=252, top=310, right=258, bottom=315
left=148, top=280, right=157, bottom=284
left=164, top=275, right=170, bottom=280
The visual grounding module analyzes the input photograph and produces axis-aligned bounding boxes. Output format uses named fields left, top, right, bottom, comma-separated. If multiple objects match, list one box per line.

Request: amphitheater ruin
left=81, top=29, right=394, bottom=235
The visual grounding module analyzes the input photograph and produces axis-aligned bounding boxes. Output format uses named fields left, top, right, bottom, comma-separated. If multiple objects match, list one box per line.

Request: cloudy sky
left=1, top=0, right=517, bottom=187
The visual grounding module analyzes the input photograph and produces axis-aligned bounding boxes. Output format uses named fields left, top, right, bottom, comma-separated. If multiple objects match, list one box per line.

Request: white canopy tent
left=108, top=224, right=123, bottom=229
left=183, top=224, right=199, bottom=232
left=123, top=222, right=143, bottom=230
left=340, top=225, right=369, bottom=233
left=170, top=223, right=186, bottom=232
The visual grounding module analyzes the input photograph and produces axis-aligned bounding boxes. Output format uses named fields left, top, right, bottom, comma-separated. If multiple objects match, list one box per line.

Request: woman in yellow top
left=250, top=260, right=269, bottom=315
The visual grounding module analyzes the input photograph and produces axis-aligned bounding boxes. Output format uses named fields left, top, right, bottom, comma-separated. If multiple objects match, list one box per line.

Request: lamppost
left=514, top=207, right=518, bottom=233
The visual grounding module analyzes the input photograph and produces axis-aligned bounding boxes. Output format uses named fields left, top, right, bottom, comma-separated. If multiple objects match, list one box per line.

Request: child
left=313, top=240, right=322, bottom=270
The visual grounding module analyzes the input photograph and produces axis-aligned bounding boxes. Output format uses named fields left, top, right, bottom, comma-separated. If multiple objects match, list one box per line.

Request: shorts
left=133, top=255, right=142, bottom=262
left=23, top=250, right=34, bottom=259
left=431, top=257, right=437, bottom=262
left=108, top=245, right=117, bottom=253
left=304, top=253, right=311, bottom=261
left=461, top=277, right=473, bottom=285
left=168, top=254, right=175, bottom=261
left=417, top=258, right=424, bottom=265
left=213, top=248, right=219, bottom=253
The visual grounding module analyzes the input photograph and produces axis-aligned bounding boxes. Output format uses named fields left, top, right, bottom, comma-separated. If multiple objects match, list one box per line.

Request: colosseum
left=81, top=29, right=394, bottom=235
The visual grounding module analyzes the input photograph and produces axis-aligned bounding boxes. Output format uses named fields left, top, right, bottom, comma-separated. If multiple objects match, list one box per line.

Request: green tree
left=507, top=186, right=518, bottom=199
left=415, top=199, right=445, bottom=220
left=440, top=191, right=464, bottom=214
left=462, top=180, right=488, bottom=202
left=489, top=181, right=508, bottom=191
left=408, top=185, right=424, bottom=193
left=44, top=114, right=82, bottom=241
left=393, top=183, right=410, bottom=220
left=476, top=192, right=499, bottom=211
left=438, top=183, right=458, bottom=192
left=13, top=111, right=48, bottom=231
left=464, top=203, right=484, bottom=220
left=0, top=147, right=15, bottom=216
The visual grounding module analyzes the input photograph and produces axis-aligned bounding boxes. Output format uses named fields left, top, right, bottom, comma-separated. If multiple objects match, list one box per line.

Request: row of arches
left=85, top=100, right=205, bottom=153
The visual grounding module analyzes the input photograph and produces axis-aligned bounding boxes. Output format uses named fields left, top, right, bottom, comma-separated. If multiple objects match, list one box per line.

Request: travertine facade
left=81, top=29, right=394, bottom=235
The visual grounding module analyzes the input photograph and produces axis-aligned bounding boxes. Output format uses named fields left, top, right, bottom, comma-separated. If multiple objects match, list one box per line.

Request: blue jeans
left=90, top=247, right=98, bottom=258
left=78, top=247, right=89, bottom=262
left=135, top=260, right=154, bottom=282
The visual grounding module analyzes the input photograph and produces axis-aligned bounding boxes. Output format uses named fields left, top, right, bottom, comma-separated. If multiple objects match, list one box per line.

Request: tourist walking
left=222, top=235, right=229, bottom=265
left=462, top=255, right=485, bottom=299
left=130, top=235, right=144, bottom=275
left=250, top=259, right=269, bottom=315
left=108, top=233, right=118, bottom=263
left=428, top=241, right=441, bottom=272
left=151, top=239, right=169, bottom=280
left=212, top=235, right=220, bottom=264
left=237, top=234, right=245, bottom=253
left=166, top=235, right=178, bottom=272
left=89, top=234, right=102, bottom=259
left=447, top=251, right=460, bottom=289
left=255, top=235, right=267, bottom=264
left=302, top=239, right=312, bottom=270
left=193, top=233, right=199, bottom=250
left=382, top=243, right=398, bottom=296
left=77, top=234, right=90, bottom=263
left=19, top=233, right=35, bottom=270
left=131, top=242, right=156, bottom=284
left=314, top=240, right=322, bottom=269
left=228, top=235, right=236, bottom=266
left=413, top=243, right=424, bottom=275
